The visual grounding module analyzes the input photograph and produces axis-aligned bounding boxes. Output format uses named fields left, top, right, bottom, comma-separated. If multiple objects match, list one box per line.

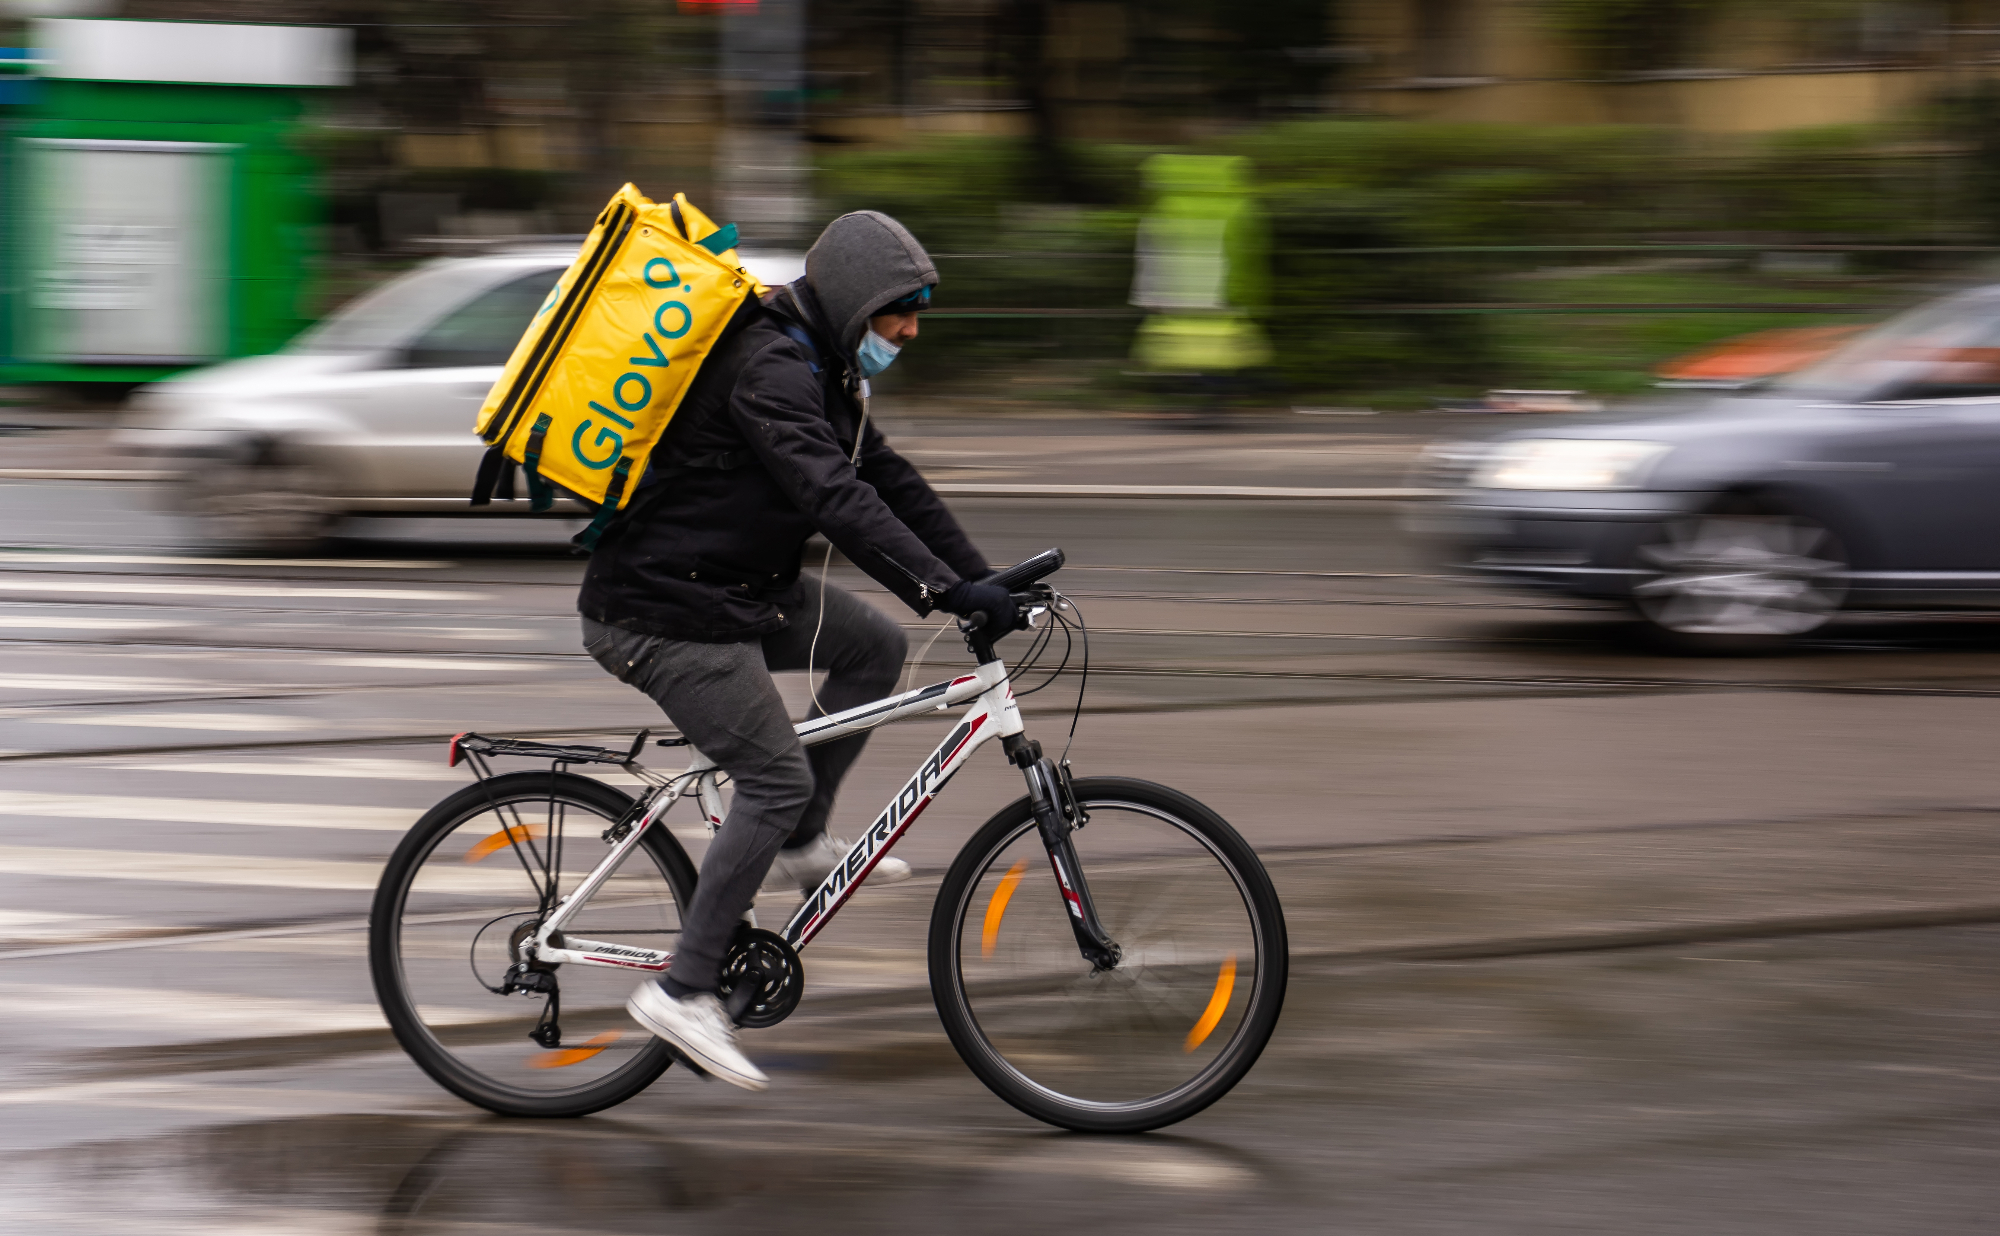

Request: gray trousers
left=582, top=583, right=907, bottom=992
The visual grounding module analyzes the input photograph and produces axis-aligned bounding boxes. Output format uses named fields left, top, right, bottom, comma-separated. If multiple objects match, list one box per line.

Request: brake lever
left=955, top=589, right=1046, bottom=635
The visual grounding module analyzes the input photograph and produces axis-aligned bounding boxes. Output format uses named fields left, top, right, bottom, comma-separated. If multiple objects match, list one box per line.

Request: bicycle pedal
left=722, top=983, right=758, bottom=1026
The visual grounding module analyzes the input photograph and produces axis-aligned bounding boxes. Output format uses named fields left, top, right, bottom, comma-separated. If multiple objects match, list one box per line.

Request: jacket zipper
left=876, top=551, right=935, bottom=604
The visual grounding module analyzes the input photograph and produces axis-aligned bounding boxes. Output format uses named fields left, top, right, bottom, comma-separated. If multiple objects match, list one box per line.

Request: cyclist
left=578, top=210, right=1020, bottom=1090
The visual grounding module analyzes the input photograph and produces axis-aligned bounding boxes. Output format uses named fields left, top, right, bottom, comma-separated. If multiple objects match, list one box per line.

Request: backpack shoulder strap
left=775, top=285, right=841, bottom=376
left=777, top=321, right=820, bottom=375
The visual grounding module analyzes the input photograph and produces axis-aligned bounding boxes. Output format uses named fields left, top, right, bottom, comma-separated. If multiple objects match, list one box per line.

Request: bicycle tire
left=929, top=776, right=1288, bottom=1133
left=369, top=771, right=697, bottom=1118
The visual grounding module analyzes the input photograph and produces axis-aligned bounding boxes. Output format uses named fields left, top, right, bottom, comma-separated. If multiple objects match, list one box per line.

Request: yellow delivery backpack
left=471, top=184, right=767, bottom=547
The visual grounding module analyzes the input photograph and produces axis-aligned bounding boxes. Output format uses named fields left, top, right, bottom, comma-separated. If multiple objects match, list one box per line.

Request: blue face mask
left=856, top=329, right=901, bottom=378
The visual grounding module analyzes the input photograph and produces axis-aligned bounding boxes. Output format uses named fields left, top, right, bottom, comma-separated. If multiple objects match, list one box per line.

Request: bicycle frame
left=525, top=657, right=1020, bottom=972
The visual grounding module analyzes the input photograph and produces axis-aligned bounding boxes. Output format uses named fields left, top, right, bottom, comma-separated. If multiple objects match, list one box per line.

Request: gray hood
left=803, top=211, right=938, bottom=356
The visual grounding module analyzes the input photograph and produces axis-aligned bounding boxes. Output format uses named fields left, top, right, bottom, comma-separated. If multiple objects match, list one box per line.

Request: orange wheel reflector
left=981, top=861, right=1028, bottom=957
left=1184, top=955, right=1237, bottom=1053
left=464, top=823, right=546, bottom=863
left=527, top=1030, right=622, bottom=1069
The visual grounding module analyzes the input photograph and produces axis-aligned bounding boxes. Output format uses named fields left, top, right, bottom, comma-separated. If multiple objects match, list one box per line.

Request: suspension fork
left=1008, top=736, right=1119, bottom=970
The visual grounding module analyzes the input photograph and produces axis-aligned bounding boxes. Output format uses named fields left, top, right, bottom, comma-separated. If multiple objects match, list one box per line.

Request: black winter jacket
left=577, top=286, right=988, bottom=642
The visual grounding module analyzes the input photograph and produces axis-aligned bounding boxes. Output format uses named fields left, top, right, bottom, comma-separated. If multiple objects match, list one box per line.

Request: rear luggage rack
left=449, top=730, right=658, bottom=769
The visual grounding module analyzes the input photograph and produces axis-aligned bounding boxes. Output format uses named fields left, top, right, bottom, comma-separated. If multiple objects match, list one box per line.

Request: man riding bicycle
left=578, top=210, right=1019, bottom=1091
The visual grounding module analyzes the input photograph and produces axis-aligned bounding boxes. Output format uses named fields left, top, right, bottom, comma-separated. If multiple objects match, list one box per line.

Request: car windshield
left=289, top=262, right=539, bottom=354
left=1772, top=290, right=2000, bottom=401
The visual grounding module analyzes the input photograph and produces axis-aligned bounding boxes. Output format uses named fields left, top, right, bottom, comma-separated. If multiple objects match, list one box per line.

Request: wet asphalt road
left=1, top=439, right=1997, bottom=1234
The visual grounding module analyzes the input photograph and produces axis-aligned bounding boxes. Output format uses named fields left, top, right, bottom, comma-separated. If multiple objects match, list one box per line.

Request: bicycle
left=368, top=548, right=1289, bottom=1133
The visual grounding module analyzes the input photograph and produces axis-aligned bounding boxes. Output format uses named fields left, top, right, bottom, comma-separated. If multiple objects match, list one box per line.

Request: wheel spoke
left=937, top=789, right=1283, bottom=1129
left=372, top=773, right=694, bottom=1115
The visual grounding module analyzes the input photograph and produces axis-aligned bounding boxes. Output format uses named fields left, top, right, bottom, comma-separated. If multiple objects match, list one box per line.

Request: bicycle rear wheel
left=368, top=771, right=696, bottom=1117
left=929, top=777, right=1287, bottom=1132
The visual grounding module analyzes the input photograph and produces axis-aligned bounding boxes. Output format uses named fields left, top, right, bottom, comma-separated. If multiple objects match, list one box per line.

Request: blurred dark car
left=1416, top=284, right=2000, bottom=650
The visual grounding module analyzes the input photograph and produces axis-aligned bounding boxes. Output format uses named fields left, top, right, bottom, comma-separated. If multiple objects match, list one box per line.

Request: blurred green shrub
left=816, top=138, right=1142, bottom=384
left=1234, top=121, right=1682, bottom=391
left=813, top=118, right=1972, bottom=399
left=1704, top=125, right=1939, bottom=243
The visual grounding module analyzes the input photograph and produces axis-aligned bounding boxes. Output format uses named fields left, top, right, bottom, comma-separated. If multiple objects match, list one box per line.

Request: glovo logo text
left=571, top=257, right=695, bottom=470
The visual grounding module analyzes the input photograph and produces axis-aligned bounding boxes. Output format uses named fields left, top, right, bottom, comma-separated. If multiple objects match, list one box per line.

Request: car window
left=402, top=268, right=564, bottom=368
left=291, top=262, right=509, bottom=354
left=1774, top=291, right=2000, bottom=401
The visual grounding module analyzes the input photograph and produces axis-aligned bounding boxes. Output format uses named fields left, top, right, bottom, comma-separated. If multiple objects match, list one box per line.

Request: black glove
left=938, top=579, right=1021, bottom=632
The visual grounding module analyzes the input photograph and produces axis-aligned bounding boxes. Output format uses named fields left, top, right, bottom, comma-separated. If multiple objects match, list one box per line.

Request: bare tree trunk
left=1006, top=0, right=1085, bottom=201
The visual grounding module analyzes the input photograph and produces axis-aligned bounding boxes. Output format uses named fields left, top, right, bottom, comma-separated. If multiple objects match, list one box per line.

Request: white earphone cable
left=802, top=374, right=872, bottom=722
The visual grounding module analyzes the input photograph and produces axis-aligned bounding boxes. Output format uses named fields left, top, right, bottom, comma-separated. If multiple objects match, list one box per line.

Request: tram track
left=11, top=630, right=2000, bottom=701
left=10, top=662, right=2000, bottom=765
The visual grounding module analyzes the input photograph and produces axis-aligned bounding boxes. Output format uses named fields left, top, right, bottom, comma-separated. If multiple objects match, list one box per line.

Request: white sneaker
left=766, top=833, right=912, bottom=894
left=626, top=983, right=768, bottom=1092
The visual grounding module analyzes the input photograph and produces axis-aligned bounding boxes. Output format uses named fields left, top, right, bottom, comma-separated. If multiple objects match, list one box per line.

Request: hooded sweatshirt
left=576, top=214, right=982, bottom=642
left=804, top=211, right=939, bottom=356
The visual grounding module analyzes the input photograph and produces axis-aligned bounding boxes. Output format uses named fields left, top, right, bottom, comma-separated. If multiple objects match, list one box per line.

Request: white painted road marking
left=45, top=713, right=321, bottom=731
left=0, top=982, right=501, bottom=1040
left=0, top=552, right=447, bottom=569
left=315, top=656, right=536, bottom=672
left=115, top=756, right=643, bottom=787
left=0, top=579, right=488, bottom=601
left=118, top=756, right=472, bottom=781
left=0, top=672, right=204, bottom=693
left=0, top=843, right=519, bottom=894
left=0, top=790, right=418, bottom=831
left=0, top=908, right=149, bottom=945
left=0, top=616, right=177, bottom=630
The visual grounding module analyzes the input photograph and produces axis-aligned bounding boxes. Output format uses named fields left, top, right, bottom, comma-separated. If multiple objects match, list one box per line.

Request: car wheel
left=176, top=450, right=339, bottom=553
left=1632, top=502, right=1848, bottom=653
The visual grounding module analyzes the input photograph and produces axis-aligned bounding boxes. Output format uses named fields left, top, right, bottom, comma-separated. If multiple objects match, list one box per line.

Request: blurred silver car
left=1416, top=284, right=2000, bottom=651
left=116, top=243, right=804, bottom=549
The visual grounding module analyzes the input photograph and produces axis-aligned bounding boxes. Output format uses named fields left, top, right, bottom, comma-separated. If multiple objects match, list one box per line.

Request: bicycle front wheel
left=930, top=777, right=1287, bottom=1132
left=369, top=771, right=696, bottom=1118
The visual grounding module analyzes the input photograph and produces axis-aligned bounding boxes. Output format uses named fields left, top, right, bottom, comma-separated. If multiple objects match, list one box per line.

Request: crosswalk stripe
left=0, top=792, right=416, bottom=830
left=0, top=552, right=446, bottom=569
left=0, top=843, right=520, bottom=893
left=0, top=982, right=403, bottom=1039
left=315, top=656, right=536, bottom=672
left=114, top=756, right=643, bottom=785
left=0, top=982, right=494, bottom=1043
left=0, top=616, right=175, bottom=630
left=0, top=908, right=147, bottom=944
left=0, top=673, right=202, bottom=693
left=118, top=757, right=472, bottom=781
left=0, top=579, right=487, bottom=601
left=43, top=713, right=322, bottom=731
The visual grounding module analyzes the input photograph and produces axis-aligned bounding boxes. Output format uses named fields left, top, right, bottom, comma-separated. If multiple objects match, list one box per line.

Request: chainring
left=716, top=926, right=804, bottom=1029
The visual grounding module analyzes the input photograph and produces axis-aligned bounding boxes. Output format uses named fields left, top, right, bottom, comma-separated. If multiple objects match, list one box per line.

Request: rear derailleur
left=499, top=919, right=564, bottom=1047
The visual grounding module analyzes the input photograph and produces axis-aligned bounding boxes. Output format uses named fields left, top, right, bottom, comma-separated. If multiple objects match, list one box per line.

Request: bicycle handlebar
left=988, top=547, right=1065, bottom=593
left=956, top=548, right=1065, bottom=652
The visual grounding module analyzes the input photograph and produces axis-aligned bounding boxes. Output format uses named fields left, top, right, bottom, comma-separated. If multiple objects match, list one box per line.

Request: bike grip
left=990, top=547, right=1064, bottom=593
